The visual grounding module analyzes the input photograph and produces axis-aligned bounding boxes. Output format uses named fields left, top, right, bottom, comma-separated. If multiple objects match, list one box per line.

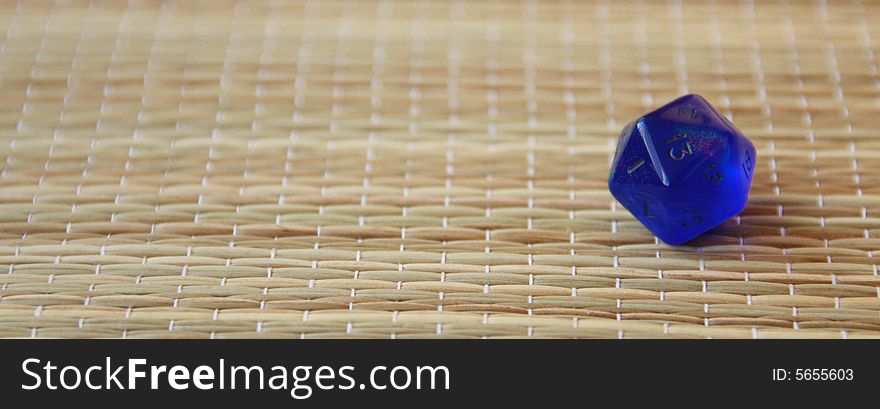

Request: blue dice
left=608, top=94, right=757, bottom=245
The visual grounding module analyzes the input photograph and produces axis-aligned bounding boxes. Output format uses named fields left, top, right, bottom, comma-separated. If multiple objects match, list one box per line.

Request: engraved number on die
left=705, top=163, right=723, bottom=184
left=643, top=200, right=655, bottom=219
left=668, top=140, right=695, bottom=161
left=742, top=149, right=754, bottom=179
left=680, top=209, right=704, bottom=227
left=676, top=106, right=701, bottom=121
left=665, top=132, right=695, bottom=161
left=627, top=159, right=646, bottom=174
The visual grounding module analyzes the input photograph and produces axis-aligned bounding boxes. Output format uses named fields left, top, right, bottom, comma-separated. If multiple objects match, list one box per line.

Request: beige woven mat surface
left=1, top=0, right=879, bottom=339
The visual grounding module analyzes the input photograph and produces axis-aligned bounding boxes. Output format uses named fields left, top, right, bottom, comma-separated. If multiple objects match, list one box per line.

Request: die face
left=609, top=120, right=665, bottom=189
left=608, top=94, right=757, bottom=245
left=612, top=175, right=740, bottom=245
left=643, top=94, right=734, bottom=130
left=638, top=94, right=737, bottom=188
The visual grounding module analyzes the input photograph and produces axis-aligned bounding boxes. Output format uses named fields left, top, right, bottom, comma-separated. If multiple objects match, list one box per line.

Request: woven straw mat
left=1, top=0, right=880, bottom=339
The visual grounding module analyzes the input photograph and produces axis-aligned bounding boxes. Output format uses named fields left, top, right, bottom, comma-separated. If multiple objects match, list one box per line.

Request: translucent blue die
left=608, top=94, right=757, bottom=245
